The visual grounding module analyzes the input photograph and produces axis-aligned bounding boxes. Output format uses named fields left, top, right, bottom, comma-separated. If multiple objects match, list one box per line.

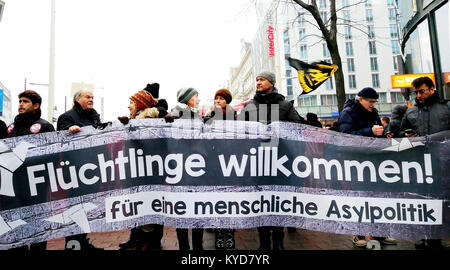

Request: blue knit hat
left=358, top=87, right=379, bottom=99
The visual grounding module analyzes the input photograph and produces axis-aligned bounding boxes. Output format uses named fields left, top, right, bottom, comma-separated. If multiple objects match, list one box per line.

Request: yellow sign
left=391, top=73, right=435, bottom=88
left=444, top=72, right=450, bottom=83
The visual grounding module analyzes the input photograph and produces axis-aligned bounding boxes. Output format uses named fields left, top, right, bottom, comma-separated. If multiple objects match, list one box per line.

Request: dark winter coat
left=387, top=104, right=408, bottom=137
left=237, top=89, right=305, bottom=124
left=338, top=98, right=382, bottom=137
left=7, top=110, right=55, bottom=137
left=0, top=120, right=7, bottom=139
left=57, top=101, right=101, bottom=131
left=400, top=92, right=450, bottom=136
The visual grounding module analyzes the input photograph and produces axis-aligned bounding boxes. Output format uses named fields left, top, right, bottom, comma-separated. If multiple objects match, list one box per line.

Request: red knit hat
left=130, top=90, right=158, bottom=111
left=215, top=89, right=232, bottom=104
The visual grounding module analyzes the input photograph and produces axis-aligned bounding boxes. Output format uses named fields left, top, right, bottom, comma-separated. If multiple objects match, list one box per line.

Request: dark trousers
left=257, top=226, right=284, bottom=250
left=176, top=228, right=203, bottom=250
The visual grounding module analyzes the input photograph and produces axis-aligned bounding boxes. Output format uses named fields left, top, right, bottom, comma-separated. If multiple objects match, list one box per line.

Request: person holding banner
left=238, top=71, right=305, bottom=250
left=237, top=71, right=306, bottom=124
left=0, top=120, right=7, bottom=139
left=117, top=89, right=166, bottom=250
left=204, top=88, right=237, bottom=249
left=338, top=87, right=397, bottom=248
left=165, top=87, right=205, bottom=250
left=57, top=90, right=103, bottom=250
left=400, top=76, right=449, bottom=249
left=7, top=90, right=55, bottom=250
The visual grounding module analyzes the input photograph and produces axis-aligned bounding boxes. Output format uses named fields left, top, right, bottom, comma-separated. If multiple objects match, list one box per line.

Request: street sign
left=391, top=73, right=435, bottom=88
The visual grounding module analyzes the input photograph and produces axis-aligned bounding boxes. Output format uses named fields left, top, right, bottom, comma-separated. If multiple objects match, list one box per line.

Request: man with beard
left=7, top=90, right=54, bottom=250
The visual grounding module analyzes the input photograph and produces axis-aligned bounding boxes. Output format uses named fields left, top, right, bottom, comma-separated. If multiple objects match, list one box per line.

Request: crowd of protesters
left=0, top=72, right=448, bottom=250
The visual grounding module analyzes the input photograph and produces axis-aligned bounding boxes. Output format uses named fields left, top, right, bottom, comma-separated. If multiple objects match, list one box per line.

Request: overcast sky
left=0, top=0, right=258, bottom=122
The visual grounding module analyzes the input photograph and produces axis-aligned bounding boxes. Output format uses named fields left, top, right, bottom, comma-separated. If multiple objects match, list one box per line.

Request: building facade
left=233, top=0, right=408, bottom=121
left=228, top=40, right=254, bottom=104
left=398, top=0, right=449, bottom=100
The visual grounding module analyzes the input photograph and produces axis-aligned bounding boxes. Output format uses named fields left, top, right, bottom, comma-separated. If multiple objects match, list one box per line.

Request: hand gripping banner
left=0, top=119, right=448, bottom=249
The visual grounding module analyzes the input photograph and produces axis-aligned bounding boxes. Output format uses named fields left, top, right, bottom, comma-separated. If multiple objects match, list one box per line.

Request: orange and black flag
left=287, top=57, right=338, bottom=95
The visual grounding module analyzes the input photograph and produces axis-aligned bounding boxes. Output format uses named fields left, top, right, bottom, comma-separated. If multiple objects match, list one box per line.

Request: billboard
left=391, top=73, right=435, bottom=88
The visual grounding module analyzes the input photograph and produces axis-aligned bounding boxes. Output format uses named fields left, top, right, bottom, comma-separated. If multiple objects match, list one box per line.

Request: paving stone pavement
left=45, top=228, right=449, bottom=250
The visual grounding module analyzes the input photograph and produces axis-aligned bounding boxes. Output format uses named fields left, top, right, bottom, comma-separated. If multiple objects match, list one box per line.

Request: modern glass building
left=398, top=0, right=449, bottom=100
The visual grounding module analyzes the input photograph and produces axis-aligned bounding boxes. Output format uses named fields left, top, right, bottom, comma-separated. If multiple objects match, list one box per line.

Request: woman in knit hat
left=117, top=90, right=166, bottom=250
left=204, top=89, right=237, bottom=122
left=165, top=87, right=203, bottom=121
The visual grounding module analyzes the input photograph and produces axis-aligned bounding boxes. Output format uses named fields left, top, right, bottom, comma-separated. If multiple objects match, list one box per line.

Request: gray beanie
left=177, top=87, right=198, bottom=104
left=257, top=71, right=276, bottom=86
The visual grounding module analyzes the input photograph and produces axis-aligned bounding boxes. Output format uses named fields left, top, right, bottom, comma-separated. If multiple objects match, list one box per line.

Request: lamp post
left=48, top=0, right=56, bottom=123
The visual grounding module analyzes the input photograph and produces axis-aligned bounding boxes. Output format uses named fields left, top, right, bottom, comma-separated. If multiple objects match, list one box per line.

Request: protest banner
left=0, top=119, right=448, bottom=249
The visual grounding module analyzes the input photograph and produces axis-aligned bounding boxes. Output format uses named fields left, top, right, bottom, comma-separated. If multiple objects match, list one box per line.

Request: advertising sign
left=391, top=73, right=435, bottom=88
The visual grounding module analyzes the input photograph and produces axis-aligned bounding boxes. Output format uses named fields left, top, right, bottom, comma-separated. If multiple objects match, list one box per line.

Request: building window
left=347, top=58, right=355, bottom=72
left=346, top=94, right=356, bottom=100
left=320, top=11, right=328, bottom=23
left=344, top=26, right=352, bottom=39
left=387, top=0, right=395, bottom=7
left=299, top=28, right=306, bottom=41
left=287, top=78, right=293, bottom=96
left=372, top=74, right=380, bottom=88
left=284, top=30, right=290, bottom=53
left=391, top=40, right=400, bottom=54
left=349, top=75, right=357, bottom=89
left=298, top=12, right=305, bottom=26
left=345, top=42, right=354, bottom=56
left=393, top=56, right=399, bottom=71
left=321, top=95, right=338, bottom=106
left=388, top=8, right=396, bottom=21
left=369, top=41, right=377, bottom=54
left=300, top=44, right=308, bottom=58
left=298, top=96, right=317, bottom=106
left=326, top=78, right=333, bottom=90
left=390, top=92, right=406, bottom=103
left=319, top=0, right=327, bottom=9
left=365, top=0, right=372, bottom=7
left=342, top=0, right=349, bottom=8
left=365, top=9, right=373, bottom=22
left=370, top=57, right=378, bottom=71
left=323, top=43, right=330, bottom=57
left=378, top=92, right=387, bottom=103
left=368, top=25, right=375, bottom=39
left=343, top=10, right=350, bottom=23
left=390, top=24, right=398, bottom=38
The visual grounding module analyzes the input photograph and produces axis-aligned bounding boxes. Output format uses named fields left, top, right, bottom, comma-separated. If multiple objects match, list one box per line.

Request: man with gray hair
left=57, top=90, right=101, bottom=133
left=56, top=89, right=102, bottom=250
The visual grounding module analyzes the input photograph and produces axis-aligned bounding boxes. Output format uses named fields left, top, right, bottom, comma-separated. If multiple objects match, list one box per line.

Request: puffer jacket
left=338, top=98, right=382, bottom=137
left=400, top=92, right=450, bottom=136
left=237, top=88, right=305, bottom=124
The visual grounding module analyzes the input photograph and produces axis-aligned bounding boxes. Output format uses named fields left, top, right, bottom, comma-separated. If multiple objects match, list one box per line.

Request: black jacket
left=0, top=120, right=7, bottom=139
left=57, top=102, right=101, bottom=131
left=237, top=90, right=305, bottom=124
left=7, top=110, right=55, bottom=137
left=338, top=98, right=382, bottom=137
left=400, top=92, right=450, bottom=136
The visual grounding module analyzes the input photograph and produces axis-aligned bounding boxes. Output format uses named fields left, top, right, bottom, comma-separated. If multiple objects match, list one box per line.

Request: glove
left=164, top=115, right=175, bottom=123
left=117, top=116, right=129, bottom=125
left=93, top=122, right=112, bottom=130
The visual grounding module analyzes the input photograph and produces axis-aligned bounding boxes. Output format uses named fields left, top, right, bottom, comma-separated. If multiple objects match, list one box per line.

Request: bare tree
left=292, top=0, right=351, bottom=113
